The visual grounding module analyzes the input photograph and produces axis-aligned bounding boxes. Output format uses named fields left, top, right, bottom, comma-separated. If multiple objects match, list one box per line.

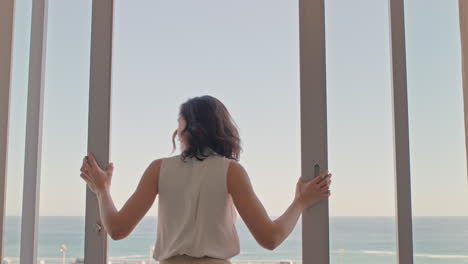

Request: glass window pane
left=326, top=1, right=397, bottom=263
left=4, top=0, right=32, bottom=263
left=405, top=1, right=468, bottom=264
left=109, top=0, right=301, bottom=262
left=37, top=0, right=91, bottom=263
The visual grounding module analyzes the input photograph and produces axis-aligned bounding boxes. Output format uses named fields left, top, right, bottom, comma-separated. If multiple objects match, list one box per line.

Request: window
left=37, top=0, right=91, bottom=263
left=326, top=1, right=397, bottom=263
left=405, top=1, right=468, bottom=263
left=3, top=1, right=468, bottom=264
left=108, top=0, right=301, bottom=262
left=3, top=0, right=31, bottom=263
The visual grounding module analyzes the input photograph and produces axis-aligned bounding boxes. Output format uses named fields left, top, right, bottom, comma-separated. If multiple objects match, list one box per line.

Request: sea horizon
left=3, top=216, right=468, bottom=264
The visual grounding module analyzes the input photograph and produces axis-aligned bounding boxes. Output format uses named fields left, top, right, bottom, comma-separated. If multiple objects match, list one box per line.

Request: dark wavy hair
left=171, top=95, right=242, bottom=161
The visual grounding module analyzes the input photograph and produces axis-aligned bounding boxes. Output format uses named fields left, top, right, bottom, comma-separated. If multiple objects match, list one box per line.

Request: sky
left=5, top=0, right=468, bottom=218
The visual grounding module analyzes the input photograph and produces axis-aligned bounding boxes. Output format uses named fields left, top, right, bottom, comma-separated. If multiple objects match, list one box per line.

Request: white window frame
left=388, top=0, right=414, bottom=263
left=298, top=0, right=329, bottom=264
left=0, top=0, right=16, bottom=261
left=459, top=0, right=468, bottom=182
left=19, top=0, right=48, bottom=263
left=84, top=0, right=114, bottom=263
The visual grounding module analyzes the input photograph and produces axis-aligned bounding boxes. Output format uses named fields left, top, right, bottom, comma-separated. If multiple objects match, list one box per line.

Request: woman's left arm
left=80, top=153, right=161, bottom=240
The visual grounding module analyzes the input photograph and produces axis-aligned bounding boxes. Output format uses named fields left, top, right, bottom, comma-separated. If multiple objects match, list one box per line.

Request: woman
left=79, top=95, right=332, bottom=264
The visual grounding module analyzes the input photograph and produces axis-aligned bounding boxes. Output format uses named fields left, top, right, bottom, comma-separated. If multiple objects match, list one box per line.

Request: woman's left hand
left=80, top=152, right=114, bottom=195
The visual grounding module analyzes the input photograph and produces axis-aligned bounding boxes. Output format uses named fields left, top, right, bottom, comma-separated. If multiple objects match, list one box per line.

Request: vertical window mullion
left=459, top=0, right=468, bottom=182
left=388, top=0, right=414, bottom=263
left=299, top=0, right=329, bottom=264
left=84, top=0, right=114, bottom=263
left=20, top=0, right=48, bottom=263
left=0, top=0, right=15, bottom=261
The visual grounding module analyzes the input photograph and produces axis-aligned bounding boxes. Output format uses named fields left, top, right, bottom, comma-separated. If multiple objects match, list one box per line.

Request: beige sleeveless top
left=153, top=152, right=240, bottom=261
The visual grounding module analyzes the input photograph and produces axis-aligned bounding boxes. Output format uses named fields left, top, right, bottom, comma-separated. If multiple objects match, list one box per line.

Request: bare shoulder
left=227, top=159, right=250, bottom=194
left=227, top=158, right=248, bottom=173
left=148, top=158, right=163, bottom=177
left=137, top=159, right=163, bottom=193
left=227, top=159, right=246, bottom=179
left=140, top=159, right=163, bottom=182
left=151, top=158, right=163, bottom=169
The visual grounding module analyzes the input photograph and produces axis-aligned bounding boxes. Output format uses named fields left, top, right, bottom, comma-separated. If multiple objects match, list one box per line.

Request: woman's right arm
left=227, top=160, right=331, bottom=250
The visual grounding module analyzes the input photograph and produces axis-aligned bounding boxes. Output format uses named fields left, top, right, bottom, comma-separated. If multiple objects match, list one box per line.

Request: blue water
left=3, top=216, right=468, bottom=264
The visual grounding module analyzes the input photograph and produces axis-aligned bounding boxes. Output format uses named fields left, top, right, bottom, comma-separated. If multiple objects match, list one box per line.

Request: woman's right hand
left=295, top=170, right=332, bottom=210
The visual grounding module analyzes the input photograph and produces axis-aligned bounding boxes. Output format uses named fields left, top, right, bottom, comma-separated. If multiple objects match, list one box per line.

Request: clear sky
left=5, top=0, right=468, bottom=217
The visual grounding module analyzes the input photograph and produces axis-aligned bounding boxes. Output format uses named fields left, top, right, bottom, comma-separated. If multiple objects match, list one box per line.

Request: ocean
left=3, top=216, right=468, bottom=264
